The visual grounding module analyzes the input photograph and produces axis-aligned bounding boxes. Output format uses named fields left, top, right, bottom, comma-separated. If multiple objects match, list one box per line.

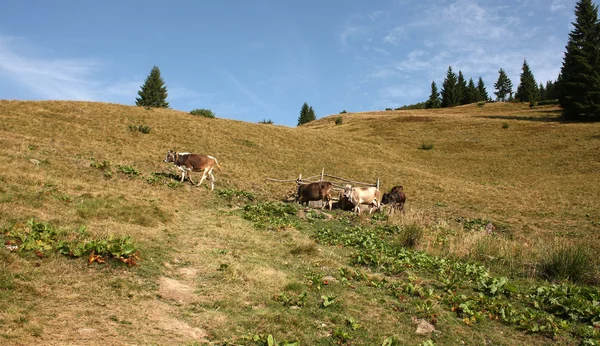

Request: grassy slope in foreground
left=0, top=100, right=599, bottom=345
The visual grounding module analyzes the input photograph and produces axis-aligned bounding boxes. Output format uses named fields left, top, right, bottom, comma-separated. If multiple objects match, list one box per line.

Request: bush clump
left=538, top=244, right=596, bottom=284
left=419, top=143, right=434, bottom=150
left=190, top=108, right=216, bottom=118
left=335, top=116, right=343, bottom=125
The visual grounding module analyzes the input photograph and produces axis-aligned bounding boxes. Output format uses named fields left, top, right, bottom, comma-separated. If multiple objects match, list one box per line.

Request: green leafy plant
left=190, top=108, right=216, bottom=118
left=117, top=164, right=140, bottom=177
left=3, top=219, right=140, bottom=266
left=90, top=158, right=110, bottom=170
left=242, top=202, right=298, bottom=231
left=218, top=188, right=255, bottom=202
left=321, top=294, right=337, bottom=308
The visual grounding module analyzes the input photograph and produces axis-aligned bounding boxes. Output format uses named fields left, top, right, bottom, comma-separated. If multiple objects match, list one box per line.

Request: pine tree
left=136, top=66, right=169, bottom=108
left=466, top=78, right=478, bottom=104
left=559, top=0, right=600, bottom=119
left=457, top=71, right=468, bottom=105
left=308, top=106, right=316, bottom=122
left=425, top=81, right=441, bottom=109
left=494, top=68, right=513, bottom=102
left=441, top=66, right=460, bottom=108
left=538, top=83, right=546, bottom=101
left=477, top=77, right=489, bottom=101
left=297, top=102, right=316, bottom=125
left=546, top=80, right=558, bottom=99
left=515, top=59, right=539, bottom=102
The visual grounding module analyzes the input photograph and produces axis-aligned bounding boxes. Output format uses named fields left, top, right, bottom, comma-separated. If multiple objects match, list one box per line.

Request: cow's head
left=343, top=184, right=353, bottom=198
left=163, top=150, right=177, bottom=163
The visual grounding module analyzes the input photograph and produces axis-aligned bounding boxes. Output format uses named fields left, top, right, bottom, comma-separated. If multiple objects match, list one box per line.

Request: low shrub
left=190, top=108, right=216, bottom=118
left=419, top=143, right=434, bottom=150
left=335, top=116, right=343, bottom=125
left=398, top=223, right=424, bottom=248
left=259, top=118, right=274, bottom=124
left=538, top=244, right=595, bottom=284
left=128, top=124, right=151, bottom=134
left=477, top=101, right=486, bottom=108
left=340, top=110, right=348, bottom=114
left=502, top=122, right=510, bottom=129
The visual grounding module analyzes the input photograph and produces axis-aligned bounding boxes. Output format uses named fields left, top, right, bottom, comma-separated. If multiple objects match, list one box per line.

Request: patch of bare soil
left=158, top=276, right=198, bottom=305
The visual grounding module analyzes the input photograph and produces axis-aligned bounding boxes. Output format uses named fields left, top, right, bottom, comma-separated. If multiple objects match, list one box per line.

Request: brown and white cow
left=296, top=181, right=333, bottom=210
left=343, top=184, right=381, bottom=214
left=163, top=150, right=222, bottom=190
left=382, top=185, right=406, bottom=214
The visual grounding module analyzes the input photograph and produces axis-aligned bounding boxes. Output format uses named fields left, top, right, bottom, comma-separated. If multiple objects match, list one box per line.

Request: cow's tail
left=214, top=158, right=222, bottom=172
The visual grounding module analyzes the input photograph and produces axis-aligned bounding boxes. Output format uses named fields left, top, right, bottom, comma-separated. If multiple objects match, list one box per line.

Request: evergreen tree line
left=425, top=0, right=599, bottom=120
left=425, top=62, right=560, bottom=109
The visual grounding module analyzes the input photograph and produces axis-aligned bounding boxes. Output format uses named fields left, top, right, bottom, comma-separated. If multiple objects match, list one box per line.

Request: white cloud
left=550, top=0, right=567, bottom=12
left=0, top=37, right=100, bottom=100
left=383, top=26, right=406, bottom=45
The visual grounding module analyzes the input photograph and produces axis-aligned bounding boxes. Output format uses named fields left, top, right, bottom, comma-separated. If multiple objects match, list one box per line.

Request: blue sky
left=0, top=0, right=579, bottom=126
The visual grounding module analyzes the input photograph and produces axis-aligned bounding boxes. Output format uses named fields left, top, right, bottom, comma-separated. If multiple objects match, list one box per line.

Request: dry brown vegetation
left=1, top=100, right=599, bottom=345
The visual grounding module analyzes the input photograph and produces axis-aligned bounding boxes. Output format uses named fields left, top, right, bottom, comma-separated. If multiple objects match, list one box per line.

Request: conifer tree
left=515, top=59, right=539, bottom=102
left=466, top=78, right=478, bottom=104
left=538, top=83, right=546, bottom=101
left=441, top=66, right=460, bottom=108
left=425, top=81, right=441, bottom=109
left=136, top=66, right=169, bottom=108
left=457, top=71, right=468, bottom=105
left=546, top=80, right=558, bottom=99
left=308, top=106, right=316, bottom=122
left=297, top=102, right=316, bottom=125
left=477, top=77, right=489, bottom=102
left=559, top=0, right=600, bottom=119
left=494, top=68, right=513, bottom=102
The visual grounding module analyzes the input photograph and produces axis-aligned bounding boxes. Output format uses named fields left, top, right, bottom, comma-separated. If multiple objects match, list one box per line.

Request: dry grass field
left=1, top=100, right=599, bottom=345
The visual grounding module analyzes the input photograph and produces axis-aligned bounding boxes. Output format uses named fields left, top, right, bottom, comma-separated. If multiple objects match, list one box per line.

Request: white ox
left=343, top=184, right=382, bottom=214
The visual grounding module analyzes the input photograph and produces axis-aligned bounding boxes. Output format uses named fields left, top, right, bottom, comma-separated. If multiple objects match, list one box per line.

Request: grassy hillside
left=1, top=100, right=599, bottom=345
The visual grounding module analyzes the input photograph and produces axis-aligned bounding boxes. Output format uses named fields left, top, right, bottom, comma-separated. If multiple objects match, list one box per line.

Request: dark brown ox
left=163, top=150, right=222, bottom=190
left=382, top=185, right=406, bottom=214
left=296, top=181, right=333, bottom=210
left=343, top=184, right=381, bottom=214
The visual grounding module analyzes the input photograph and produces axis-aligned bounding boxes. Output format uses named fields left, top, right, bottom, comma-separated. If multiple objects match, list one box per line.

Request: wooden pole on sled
left=321, top=168, right=324, bottom=181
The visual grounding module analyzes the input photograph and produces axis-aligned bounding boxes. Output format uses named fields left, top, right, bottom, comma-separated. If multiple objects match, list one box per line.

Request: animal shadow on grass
left=152, top=171, right=182, bottom=181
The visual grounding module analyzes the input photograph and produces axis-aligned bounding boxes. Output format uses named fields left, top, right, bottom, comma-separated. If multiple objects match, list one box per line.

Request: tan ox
left=163, top=150, right=222, bottom=190
left=343, top=184, right=381, bottom=214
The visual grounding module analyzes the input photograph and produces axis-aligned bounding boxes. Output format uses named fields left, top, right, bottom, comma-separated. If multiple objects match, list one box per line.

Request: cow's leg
left=187, top=169, right=196, bottom=185
left=197, top=167, right=209, bottom=187
left=178, top=166, right=186, bottom=182
left=208, top=169, right=215, bottom=191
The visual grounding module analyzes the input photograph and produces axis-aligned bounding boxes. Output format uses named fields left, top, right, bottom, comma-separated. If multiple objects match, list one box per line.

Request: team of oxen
left=162, top=150, right=406, bottom=214
left=296, top=180, right=406, bottom=214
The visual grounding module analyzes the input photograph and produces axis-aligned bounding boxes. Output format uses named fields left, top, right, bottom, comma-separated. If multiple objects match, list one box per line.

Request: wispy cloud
left=221, top=69, right=271, bottom=110
left=0, top=37, right=101, bottom=100
left=383, top=26, right=406, bottom=45
left=550, top=0, right=567, bottom=12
